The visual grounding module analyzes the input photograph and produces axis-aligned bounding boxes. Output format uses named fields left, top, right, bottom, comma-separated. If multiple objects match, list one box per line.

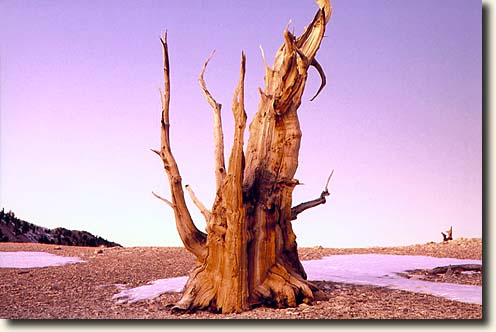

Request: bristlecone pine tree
left=153, top=0, right=333, bottom=313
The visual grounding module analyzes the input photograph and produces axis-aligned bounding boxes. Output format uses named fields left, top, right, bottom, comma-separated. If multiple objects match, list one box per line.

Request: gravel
left=0, top=238, right=482, bottom=319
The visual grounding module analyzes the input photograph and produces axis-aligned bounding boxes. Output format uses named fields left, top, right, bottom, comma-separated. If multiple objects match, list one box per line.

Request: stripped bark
left=184, top=185, right=211, bottom=222
left=198, top=51, right=226, bottom=191
left=156, top=33, right=207, bottom=260
left=243, top=1, right=332, bottom=306
left=155, top=0, right=333, bottom=313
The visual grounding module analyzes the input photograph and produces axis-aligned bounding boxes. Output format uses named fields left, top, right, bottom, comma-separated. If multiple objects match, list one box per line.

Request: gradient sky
left=0, top=0, right=482, bottom=248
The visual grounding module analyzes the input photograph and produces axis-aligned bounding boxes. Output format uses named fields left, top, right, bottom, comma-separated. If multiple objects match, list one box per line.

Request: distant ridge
left=0, top=208, right=121, bottom=247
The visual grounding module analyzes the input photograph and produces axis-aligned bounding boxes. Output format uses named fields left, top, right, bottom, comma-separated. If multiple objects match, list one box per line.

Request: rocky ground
left=0, top=238, right=483, bottom=319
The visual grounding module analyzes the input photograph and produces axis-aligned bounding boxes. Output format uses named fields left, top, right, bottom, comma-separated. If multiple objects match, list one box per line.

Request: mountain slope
left=0, top=209, right=121, bottom=247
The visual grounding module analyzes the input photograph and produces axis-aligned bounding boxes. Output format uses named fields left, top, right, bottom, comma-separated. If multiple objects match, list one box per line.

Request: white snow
left=112, top=276, right=188, bottom=304
left=0, top=251, right=85, bottom=268
left=303, top=254, right=482, bottom=305
left=112, top=254, right=482, bottom=305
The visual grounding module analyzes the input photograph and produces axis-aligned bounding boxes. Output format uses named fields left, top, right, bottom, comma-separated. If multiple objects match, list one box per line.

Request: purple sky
left=0, top=0, right=482, bottom=248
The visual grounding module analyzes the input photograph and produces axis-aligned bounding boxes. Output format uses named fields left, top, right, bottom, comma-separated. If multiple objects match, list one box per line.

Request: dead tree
left=154, top=0, right=333, bottom=313
left=442, top=226, right=453, bottom=242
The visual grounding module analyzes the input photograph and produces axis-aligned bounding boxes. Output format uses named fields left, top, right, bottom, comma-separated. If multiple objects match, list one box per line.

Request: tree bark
left=155, top=0, right=333, bottom=313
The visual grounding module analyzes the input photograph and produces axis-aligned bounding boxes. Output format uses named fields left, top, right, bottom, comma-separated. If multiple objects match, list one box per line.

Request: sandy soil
left=0, top=238, right=482, bottom=319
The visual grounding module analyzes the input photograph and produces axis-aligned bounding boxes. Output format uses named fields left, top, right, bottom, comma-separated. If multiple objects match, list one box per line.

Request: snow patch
left=112, top=277, right=188, bottom=304
left=0, top=251, right=85, bottom=268
left=303, top=254, right=482, bottom=305
left=112, top=254, right=482, bottom=305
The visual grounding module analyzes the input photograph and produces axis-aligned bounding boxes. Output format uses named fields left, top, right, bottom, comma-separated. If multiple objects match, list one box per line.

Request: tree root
left=254, top=262, right=314, bottom=308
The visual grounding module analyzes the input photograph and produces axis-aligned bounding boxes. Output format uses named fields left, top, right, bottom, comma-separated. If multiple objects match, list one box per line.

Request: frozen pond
left=0, top=251, right=85, bottom=268
left=113, top=254, right=482, bottom=305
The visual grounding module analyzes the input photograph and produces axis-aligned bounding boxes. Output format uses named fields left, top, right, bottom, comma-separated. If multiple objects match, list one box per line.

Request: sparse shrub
left=0, top=229, right=8, bottom=242
left=39, top=235, right=51, bottom=244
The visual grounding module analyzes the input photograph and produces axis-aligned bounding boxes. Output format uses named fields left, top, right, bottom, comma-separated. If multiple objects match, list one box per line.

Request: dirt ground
left=0, top=238, right=482, bottom=319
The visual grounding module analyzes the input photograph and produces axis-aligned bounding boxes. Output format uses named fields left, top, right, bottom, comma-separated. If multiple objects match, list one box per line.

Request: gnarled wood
left=291, top=171, right=333, bottom=220
left=172, top=53, right=248, bottom=314
left=156, top=33, right=207, bottom=260
left=242, top=0, right=332, bottom=306
left=156, top=0, right=333, bottom=314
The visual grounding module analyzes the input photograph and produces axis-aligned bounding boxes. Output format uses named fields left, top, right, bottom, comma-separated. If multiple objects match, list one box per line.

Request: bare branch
left=157, top=34, right=207, bottom=259
left=199, top=51, right=226, bottom=190
left=290, top=171, right=333, bottom=220
left=309, top=57, right=327, bottom=101
left=323, top=169, right=334, bottom=193
left=259, top=45, right=268, bottom=69
left=152, top=191, right=174, bottom=208
left=199, top=50, right=221, bottom=111
left=185, top=185, right=212, bottom=222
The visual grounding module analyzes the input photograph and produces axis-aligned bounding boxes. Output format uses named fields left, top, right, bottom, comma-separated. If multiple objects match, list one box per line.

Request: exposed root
left=254, top=262, right=314, bottom=308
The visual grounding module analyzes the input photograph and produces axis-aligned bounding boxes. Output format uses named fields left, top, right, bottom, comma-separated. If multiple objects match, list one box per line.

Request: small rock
left=53, top=246, right=62, bottom=250
left=94, top=249, right=104, bottom=254
left=285, top=310, right=299, bottom=315
left=17, top=270, right=30, bottom=275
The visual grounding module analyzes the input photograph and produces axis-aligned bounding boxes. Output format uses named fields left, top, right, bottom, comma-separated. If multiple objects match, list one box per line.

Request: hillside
left=0, top=209, right=121, bottom=247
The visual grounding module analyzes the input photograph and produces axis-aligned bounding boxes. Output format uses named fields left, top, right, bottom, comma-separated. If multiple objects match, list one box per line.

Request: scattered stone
left=0, top=239, right=482, bottom=319
left=17, top=270, right=30, bottom=275
left=285, top=310, right=299, bottom=315
left=94, top=249, right=104, bottom=254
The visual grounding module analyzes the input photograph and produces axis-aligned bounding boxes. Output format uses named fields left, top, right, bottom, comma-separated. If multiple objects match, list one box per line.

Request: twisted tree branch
left=290, top=170, right=333, bottom=220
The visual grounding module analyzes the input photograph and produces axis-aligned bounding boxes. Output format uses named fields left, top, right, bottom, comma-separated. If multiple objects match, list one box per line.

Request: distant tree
left=88, top=237, right=96, bottom=247
left=0, top=229, right=8, bottom=242
left=21, top=222, right=30, bottom=234
left=442, top=226, right=453, bottom=242
left=39, top=235, right=50, bottom=244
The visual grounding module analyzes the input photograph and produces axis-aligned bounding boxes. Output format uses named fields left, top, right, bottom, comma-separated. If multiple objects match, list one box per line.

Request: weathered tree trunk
left=155, top=0, right=333, bottom=313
